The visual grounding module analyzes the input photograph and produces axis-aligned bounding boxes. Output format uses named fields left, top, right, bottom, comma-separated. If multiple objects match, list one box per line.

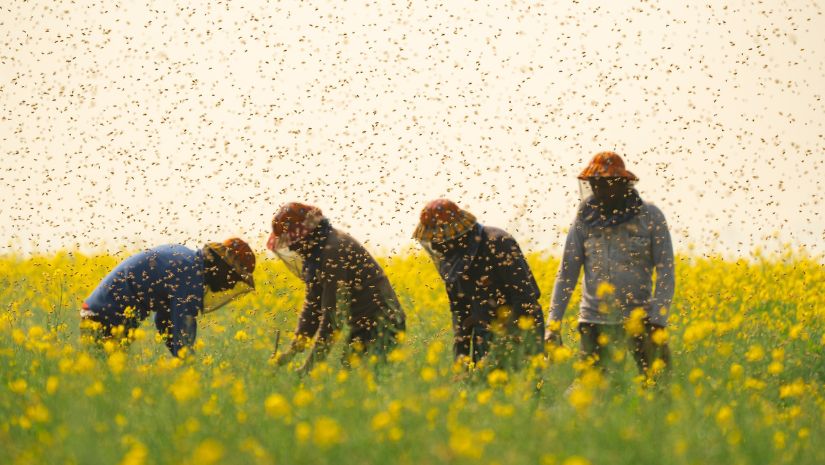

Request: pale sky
left=1, top=0, right=823, bottom=258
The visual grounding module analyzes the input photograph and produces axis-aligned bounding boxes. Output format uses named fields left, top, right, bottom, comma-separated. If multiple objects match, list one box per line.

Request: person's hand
left=298, top=358, right=315, bottom=376
left=270, top=351, right=293, bottom=367
left=545, top=329, right=563, bottom=347
left=451, top=370, right=471, bottom=383
left=459, top=313, right=481, bottom=333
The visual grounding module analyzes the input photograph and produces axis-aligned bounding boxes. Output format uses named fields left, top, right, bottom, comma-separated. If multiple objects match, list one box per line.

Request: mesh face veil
left=578, top=178, right=638, bottom=204
left=267, top=202, right=326, bottom=279
left=201, top=239, right=256, bottom=314
left=418, top=239, right=443, bottom=270
left=418, top=230, right=478, bottom=274
left=273, top=248, right=304, bottom=279
left=202, top=282, right=253, bottom=314
left=579, top=178, right=594, bottom=204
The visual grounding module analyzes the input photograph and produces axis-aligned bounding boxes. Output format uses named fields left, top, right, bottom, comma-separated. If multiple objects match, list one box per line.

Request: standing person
left=413, top=199, right=545, bottom=366
left=81, top=238, right=256, bottom=357
left=546, top=151, right=675, bottom=376
left=268, top=202, right=405, bottom=371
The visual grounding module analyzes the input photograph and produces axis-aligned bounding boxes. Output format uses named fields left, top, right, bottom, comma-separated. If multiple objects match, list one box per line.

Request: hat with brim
left=413, top=199, right=477, bottom=244
left=577, top=151, right=638, bottom=181
left=268, top=202, right=326, bottom=251
left=205, top=238, right=256, bottom=289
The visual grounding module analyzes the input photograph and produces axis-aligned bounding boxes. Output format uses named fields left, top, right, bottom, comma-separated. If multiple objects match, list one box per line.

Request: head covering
left=268, top=202, right=326, bottom=251
left=578, top=152, right=638, bottom=181
left=201, top=238, right=255, bottom=314
left=580, top=188, right=644, bottom=227
left=204, top=237, right=256, bottom=288
left=268, top=202, right=331, bottom=279
left=413, top=199, right=477, bottom=244
left=296, top=218, right=332, bottom=284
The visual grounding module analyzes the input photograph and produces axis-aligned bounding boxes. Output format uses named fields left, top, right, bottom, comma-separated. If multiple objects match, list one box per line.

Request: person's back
left=83, top=244, right=203, bottom=322
left=321, top=229, right=404, bottom=332
left=438, top=225, right=542, bottom=327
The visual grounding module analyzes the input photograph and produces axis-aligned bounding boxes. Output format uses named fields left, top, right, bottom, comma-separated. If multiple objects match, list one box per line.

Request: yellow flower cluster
left=0, top=250, right=822, bottom=464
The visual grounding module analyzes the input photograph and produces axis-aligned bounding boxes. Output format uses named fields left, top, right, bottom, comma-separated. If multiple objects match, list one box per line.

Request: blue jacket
left=84, top=244, right=204, bottom=356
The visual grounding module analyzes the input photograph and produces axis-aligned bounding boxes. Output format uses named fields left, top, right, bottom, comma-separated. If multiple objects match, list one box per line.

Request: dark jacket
left=438, top=224, right=545, bottom=360
left=295, top=228, right=405, bottom=350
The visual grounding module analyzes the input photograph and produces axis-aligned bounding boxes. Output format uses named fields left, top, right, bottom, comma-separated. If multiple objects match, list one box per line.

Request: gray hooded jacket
left=549, top=202, right=675, bottom=326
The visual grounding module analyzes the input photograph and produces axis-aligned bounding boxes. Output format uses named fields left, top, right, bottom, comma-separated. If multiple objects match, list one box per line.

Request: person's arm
left=274, top=283, right=323, bottom=365
left=547, top=218, right=585, bottom=342
left=300, top=280, right=344, bottom=372
left=647, top=205, right=675, bottom=327
left=452, top=304, right=475, bottom=361
left=492, top=234, right=542, bottom=322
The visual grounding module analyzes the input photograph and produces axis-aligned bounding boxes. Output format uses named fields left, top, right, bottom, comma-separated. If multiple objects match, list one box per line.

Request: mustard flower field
left=1, top=251, right=823, bottom=465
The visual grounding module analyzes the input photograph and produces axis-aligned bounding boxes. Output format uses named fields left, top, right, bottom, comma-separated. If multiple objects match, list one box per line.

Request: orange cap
left=577, top=152, right=638, bottom=181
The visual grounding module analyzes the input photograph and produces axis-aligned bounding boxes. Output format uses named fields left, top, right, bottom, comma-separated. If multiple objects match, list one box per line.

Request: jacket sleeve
left=647, top=205, right=675, bottom=327
left=451, top=308, right=475, bottom=360
left=549, top=217, right=585, bottom=323
left=303, top=280, right=343, bottom=367
left=440, top=271, right=474, bottom=359
left=318, top=277, right=344, bottom=341
left=295, top=282, right=324, bottom=341
left=493, top=234, right=541, bottom=312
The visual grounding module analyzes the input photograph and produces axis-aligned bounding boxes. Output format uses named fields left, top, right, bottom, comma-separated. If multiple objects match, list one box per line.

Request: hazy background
left=1, top=0, right=823, bottom=258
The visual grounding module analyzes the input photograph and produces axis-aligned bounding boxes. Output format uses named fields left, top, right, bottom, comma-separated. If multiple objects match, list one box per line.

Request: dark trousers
left=454, top=309, right=545, bottom=368
left=578, top=320, right=671, bottom=374
left=341, top=316, right=406, bottom=365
